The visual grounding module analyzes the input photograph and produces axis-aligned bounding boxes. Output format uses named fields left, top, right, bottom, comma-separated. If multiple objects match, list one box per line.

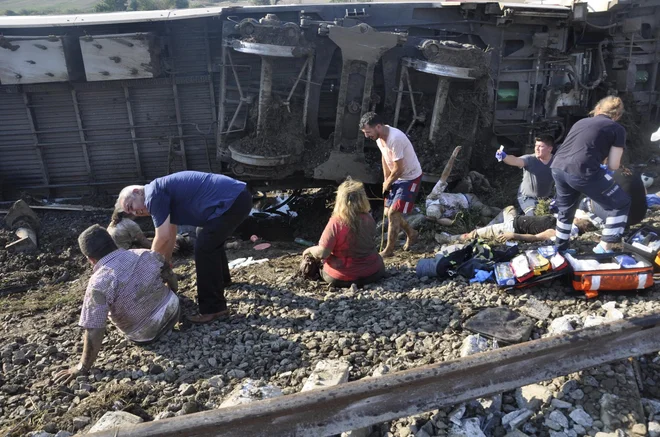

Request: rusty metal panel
left=170, top=20, right=209, bottom=75
left=79, top=33, right=160, bottom=82
left=76, top=89, right=139, bottom=182
left=178, top=82, right=215, bottom=172
left=0, top=36, right=68, bottom=85
left=0, top=92, right=44, bottom=189
left=29, top=90, right=88, bottom=185
left=130, top=85, right=178, bottom=178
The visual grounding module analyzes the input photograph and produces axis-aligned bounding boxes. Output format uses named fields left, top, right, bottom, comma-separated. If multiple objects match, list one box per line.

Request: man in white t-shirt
left=360, top=112, right=423, bottom=257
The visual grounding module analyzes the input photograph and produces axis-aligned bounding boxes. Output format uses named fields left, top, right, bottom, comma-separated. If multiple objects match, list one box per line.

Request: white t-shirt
left=376, top=126, right=423, bottom=181
left=426, top=180, right=470, bottom=219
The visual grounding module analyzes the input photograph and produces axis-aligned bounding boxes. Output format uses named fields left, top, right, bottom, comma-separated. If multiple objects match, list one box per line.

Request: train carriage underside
left=0, top=0, right=659, bottom=197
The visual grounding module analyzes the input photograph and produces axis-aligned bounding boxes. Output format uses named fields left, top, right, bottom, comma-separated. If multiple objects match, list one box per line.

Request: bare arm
left=152, top=215, right=177, bottom=262
left=502, top=154, right=526, bottom=168
left=607, top=147, right=624, bottom=171
left=383, top=159, right=405, bottom=192
left=499, top=229, right=556, bottom=242
left=54, top=327, right=105, bottom=384
left=303, top=245, right=332, bottom=260
left=439, top=146, right=462, bottom=183
left=135, top=232, right=152, bottom=249
left=382, top=155, right=391, bottom=181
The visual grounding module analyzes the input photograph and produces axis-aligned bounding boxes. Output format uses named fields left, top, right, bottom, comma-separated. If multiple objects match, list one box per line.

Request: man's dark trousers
left=195, top=188, right=252, bottom=314
left=552, top=168, right=630, bottom=251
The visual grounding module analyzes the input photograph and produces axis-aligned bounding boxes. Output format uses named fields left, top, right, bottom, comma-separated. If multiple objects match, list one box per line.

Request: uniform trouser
left=517, top=190, right=539, bottom=216
left=195, top=188, right=252, bottom=314
left=552, top=168, right=630, bottom=251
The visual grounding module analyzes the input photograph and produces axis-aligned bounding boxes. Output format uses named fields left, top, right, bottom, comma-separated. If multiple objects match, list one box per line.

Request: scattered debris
left=464, top=307, right=534, bottom=344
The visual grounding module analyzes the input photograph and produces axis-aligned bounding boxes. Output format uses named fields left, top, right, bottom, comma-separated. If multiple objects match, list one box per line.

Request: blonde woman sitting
left=303, top=179, right=386, bottom=287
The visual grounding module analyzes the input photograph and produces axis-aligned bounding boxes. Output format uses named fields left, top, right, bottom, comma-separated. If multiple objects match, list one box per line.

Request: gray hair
left=115, top=185, right=144, bottom=212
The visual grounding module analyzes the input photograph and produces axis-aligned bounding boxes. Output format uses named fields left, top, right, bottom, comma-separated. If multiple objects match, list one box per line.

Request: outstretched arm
left=54, top=327, right=105, bottom=384
left=502, top=154, right=526, bottom=168
left=439, top=146, right=462, bottom=183
left=303, top=245, right=332, bottom=260
left=498, top=229, right=555, bottom=242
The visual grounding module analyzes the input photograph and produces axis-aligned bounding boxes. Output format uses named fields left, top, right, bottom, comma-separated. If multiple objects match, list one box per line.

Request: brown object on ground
left=4, top=199, right=40, bottom=232
left=187, top=310, right=230, bottom=324
left=4, top=200, right=40, bottom=252
left=299, top=254, right=322, bottom=280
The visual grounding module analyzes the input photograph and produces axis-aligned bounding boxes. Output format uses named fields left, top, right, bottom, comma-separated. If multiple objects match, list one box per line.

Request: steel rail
left=87, top=312, right=660, bottom=437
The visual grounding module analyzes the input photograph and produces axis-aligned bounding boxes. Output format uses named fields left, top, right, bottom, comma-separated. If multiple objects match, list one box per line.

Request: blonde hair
left=590, top=96, right=624, bottom=120
left=332, top=178, right=371, bottom=233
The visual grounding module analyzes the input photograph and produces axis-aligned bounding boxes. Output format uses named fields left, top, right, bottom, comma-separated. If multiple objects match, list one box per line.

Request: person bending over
left=303, top=179, right=385, bottom=288
left=116, top=171, right=251, bottom=324
left=550, top=96, right=631, bottom=253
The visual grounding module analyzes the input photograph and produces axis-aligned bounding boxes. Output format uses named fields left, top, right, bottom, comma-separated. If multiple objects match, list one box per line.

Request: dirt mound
left=231, top=99, right=305, bottom=158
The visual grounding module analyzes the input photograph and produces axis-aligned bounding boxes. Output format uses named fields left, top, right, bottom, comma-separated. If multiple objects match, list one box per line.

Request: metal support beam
left=356, top=62, right=376, bottom=153
left=172, top=82, right=188, bottom=170
left=205, top=22, right=218, bottom=143
left=70, top=90, right=94, bottom=181
left=333, top=59, right=352, bottom=150
left=22, top=93, right=49, bottom=186
left=216, top=40, right=228, bottom=159
left=123, top=86, right=143, bottom=179
left=257, top=56, right=274, bottom=137
left=88, top=313, right=660, bottom=437
left=303, top=54, right=314, bottom=132
left=393, top=65, right=406, bottom=129
left=429, top=78, right=450, bottom=143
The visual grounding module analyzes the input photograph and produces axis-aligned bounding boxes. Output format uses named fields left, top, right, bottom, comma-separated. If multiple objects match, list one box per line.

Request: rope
left=380, top=197, right=386, bottom=252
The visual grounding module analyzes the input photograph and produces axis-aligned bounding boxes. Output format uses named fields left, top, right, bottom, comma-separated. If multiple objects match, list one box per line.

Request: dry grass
left=0, top=282, right=85, bottom=314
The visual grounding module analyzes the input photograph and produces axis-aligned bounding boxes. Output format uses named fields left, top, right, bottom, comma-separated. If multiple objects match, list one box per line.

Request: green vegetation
left=94, top=0, right=188, bottom=12
left=0, top=0, right=198, bottom=15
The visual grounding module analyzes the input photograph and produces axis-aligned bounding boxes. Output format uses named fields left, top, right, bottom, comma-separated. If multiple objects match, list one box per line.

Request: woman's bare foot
left=379, top=249, right=395, bottom=258
left=403, top=229, right=419, bottom=251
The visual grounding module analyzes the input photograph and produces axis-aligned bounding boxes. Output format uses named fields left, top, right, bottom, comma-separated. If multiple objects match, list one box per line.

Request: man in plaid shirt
left=54, top=225, right=179, bottom=384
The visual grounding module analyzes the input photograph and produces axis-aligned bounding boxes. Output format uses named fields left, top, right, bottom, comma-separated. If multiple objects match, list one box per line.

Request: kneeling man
left=54, top=225, right=179, bottom=384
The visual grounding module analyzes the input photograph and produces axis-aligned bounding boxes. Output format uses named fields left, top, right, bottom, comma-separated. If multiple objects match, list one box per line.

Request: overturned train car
left=0, top=1, right=658, bottom=197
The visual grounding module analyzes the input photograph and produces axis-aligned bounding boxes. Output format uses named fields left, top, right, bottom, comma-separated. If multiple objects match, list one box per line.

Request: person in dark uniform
left=577, top=168, right=647, bottom=229
left=550, top=96, right=631, bottom=253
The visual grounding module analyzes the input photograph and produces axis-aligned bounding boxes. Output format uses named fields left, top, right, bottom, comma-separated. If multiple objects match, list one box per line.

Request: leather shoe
left=187, top=310, right=230, bottom=324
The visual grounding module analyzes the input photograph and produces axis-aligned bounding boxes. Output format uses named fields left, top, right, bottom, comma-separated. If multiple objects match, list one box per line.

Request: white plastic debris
left=228, top=257, right=269, bottom=270
left=547, top=315, right=580, bottom=336
left=460, top=334, right=489, bottom=357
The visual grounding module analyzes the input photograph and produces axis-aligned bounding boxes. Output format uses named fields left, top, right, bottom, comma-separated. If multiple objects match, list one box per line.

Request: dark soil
left=231, top=99, right=305, bottom=158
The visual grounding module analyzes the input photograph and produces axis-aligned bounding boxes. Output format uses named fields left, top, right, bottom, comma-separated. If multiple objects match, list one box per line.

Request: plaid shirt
left=79, top=249, right=177, bottom=341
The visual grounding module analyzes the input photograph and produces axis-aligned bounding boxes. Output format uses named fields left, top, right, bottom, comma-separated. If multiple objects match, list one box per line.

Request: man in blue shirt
left=116, top=171, right=252, bottom=323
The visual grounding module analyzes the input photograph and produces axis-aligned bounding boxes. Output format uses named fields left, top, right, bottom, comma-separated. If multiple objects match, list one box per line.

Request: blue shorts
left=386, top=175, right=422, bottom=214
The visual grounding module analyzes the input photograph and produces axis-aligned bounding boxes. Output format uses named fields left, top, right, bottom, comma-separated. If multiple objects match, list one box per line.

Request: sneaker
left=593, top=242, right=613, bottom=254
